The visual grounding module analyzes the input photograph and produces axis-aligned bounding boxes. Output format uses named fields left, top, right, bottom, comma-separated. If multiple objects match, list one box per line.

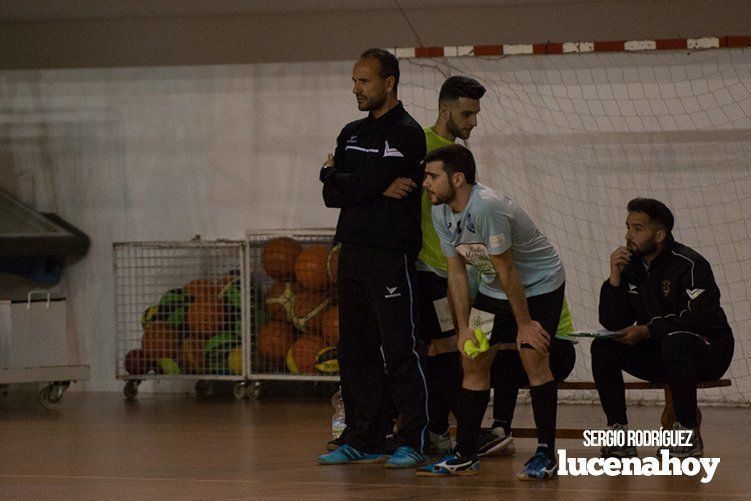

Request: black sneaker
left=477, top=428, right=515, bottom=457
left=326, top=435, right=346, bottom=451
left=600, top=423, right=638, bottom=458
left=667, top=421, right=703, bottom=458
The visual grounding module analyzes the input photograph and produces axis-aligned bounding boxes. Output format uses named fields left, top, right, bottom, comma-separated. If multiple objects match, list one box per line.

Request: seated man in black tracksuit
left=593, top=198, right=734, bottom=458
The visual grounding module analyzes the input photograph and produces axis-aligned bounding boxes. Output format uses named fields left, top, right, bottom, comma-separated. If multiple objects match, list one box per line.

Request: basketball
left=292, top=289, right=332, bottom=333
left=258, top=321, right=295, bottom=359
left=184, top=278, right=222, bottom=303
left=286, top=335, right=324, bottom=374
left=327, top=244, right=340, bottom=284
left=315, top=346, right=339, bottom=374
left=262, top=237, right=303, bottom=280
left=294, top=244, right=331, bottom=290
left=321, top=306, right=339, bottom=345
left=265, top=281, right=298, bottom=322
left=186, top=301, right=224, bottom=336
left=141, top=321, right=180, bottom=360
left=124, top=348, right=154, bottom=375
left=180, top=335, right=207, bottom=374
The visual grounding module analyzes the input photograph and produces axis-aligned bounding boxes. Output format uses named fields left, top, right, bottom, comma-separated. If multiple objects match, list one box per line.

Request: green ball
left=221, top=279, right=242, bottom=310
left=158, top=288, right=191, bottom=328
left=204, top=331, right=241, bottom=375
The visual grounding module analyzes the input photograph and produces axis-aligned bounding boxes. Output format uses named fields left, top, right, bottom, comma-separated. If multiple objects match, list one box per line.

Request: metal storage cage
left=113, top=240, right=250, bottom=399
left=245, top=229, right=340, bottom=392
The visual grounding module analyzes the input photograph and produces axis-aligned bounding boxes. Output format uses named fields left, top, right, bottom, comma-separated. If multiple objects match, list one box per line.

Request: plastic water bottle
left=331, top=388, right=346, bottom=440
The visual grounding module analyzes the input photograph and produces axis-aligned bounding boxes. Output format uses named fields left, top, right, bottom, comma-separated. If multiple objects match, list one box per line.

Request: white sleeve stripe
left=671, top=250, right=696, bottom=314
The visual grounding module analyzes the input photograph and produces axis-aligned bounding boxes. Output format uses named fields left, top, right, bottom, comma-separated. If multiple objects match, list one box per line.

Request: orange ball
left=292, top=289, right=332, bottom=333
left=184, top=278, right=222, bottom=303
left=295, top=245, right=331, bottom=290
left=262, top=237, right=303, bottom=280
left=286, top=336, right=324, bottom=374
left=141, top=321, right=180, bottom=360
left=258, top=321, right=295, bottom=360
left=186, top=301, right=223, bottom=336
left=321, top=306, right=339, bottom=346
left=180, top=335, right=207, bottom=374
left=327, top=245, right=340, bottom=284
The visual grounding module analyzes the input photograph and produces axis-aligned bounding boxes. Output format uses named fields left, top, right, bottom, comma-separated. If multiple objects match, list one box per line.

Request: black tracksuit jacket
left=320, top=102, right=426, bottom=257
left=599, top=237, right=733, bottom=343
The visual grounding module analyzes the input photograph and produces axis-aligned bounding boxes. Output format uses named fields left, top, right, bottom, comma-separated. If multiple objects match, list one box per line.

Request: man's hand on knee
left=516, top=320, right=550, bottom=353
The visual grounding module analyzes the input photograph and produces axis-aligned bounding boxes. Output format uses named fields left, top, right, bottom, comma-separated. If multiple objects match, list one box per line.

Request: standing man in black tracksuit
left=317, top=48, right=429, bottom=469
left=592, top=198, right=734, bottom=458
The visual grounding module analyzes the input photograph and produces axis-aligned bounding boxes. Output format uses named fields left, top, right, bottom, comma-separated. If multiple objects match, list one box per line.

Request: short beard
left=432, top=183, right=457, bottom=205
left=358, top=93, right=387, bottom=112
left=446, top=116, right=469, bottom=140
left=628, top=240, right=657, bottom=257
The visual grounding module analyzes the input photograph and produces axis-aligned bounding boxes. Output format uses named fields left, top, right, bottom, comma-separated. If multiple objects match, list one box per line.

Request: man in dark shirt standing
left=593, top=198, right=734, bottom=458
left=317, top=48, right=429, bottom=468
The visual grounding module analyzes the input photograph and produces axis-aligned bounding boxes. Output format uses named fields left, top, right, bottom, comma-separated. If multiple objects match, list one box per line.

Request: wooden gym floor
left=0, top=390, right=748, bottom=500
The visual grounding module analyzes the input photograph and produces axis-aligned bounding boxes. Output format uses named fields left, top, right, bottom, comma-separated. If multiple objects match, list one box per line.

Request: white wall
left=1, top=61, right=359, bottom=391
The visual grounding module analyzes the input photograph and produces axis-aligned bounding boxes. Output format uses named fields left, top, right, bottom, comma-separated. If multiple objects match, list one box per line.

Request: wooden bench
left=509, top=379, right=731, bottom=439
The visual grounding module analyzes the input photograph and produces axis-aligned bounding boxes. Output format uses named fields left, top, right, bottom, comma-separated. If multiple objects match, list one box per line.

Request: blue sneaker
left=385, top=445, right=427, bottom=469
left=416, top=453, right=479, bottom=476
left=516, top=450, right=557, bottom=481
left=318, top=444, right=388, bottom=465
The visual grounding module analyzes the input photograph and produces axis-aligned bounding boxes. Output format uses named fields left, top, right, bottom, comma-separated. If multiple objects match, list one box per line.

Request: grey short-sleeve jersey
left=432, top=183, right=565, bottom=300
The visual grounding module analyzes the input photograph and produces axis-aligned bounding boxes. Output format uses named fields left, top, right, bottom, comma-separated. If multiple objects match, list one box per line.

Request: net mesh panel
left=400, top=48, right=751, bottom=406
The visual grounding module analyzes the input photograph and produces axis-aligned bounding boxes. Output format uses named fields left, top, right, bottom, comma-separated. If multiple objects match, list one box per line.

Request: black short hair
left=627, top=198, right=674, bottom=234
left=360, top=48, right=399, bottom=92
left=439, top=76, right=486, bottom=102
left=424, top=143, right=476, bottom=185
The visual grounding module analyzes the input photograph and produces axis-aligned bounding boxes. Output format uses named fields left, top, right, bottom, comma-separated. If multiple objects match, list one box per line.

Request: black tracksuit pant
left=337, top=243, right=429, bottom=453
left=591, top=332, right=733, bottom=427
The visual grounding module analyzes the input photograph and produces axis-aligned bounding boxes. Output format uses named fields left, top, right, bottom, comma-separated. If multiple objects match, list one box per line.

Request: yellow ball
left=228, top=347, right=243, bottom=375
left=158, top=358, right=181, bottom=375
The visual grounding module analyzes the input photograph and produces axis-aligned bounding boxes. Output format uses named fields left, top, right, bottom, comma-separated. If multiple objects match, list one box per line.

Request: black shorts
left=417, top=271, right=455, bottom=342
left=472, top=283, right=565, bottom=347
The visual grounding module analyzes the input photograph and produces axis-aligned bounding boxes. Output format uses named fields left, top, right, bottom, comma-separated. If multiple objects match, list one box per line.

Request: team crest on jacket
left=661, top=279, right=671, bottom=298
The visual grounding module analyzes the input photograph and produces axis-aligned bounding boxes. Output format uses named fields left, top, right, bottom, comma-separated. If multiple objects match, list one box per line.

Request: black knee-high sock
left=427, top=352, right=462, bottom=434
left=530, top=381, right=557, bottom=453
left=455, top=388, right=490, bottom=458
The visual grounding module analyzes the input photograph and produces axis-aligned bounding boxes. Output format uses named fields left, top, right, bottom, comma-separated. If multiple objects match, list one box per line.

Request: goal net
left=400, top=48, right=751, bottom=406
